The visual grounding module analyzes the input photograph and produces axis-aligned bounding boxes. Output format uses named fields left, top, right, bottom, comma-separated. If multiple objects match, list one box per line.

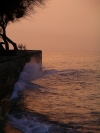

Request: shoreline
left=0, top=116, right=22, bottom=133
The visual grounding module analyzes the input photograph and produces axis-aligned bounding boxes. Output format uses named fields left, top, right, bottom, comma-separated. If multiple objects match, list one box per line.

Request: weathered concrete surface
left=0, top=50, right=42, bottom=119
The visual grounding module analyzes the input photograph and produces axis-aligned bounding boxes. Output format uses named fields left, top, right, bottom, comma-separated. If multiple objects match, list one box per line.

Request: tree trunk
left=0, top=42, right=5, bottom=50
left=0, top=27, right=18, bottom=50
left=6, top=36, right=18, bottom=50
left=2, top=25, right=9, bottom=50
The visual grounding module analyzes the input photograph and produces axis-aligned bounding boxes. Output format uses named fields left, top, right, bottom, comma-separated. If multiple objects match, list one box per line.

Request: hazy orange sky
left=7, top=0, right=100, bottom=52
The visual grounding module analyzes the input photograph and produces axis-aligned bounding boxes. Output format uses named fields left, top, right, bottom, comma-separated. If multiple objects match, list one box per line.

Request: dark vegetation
left=18, top=44, right=27, bottom=50
left=0, top=0, right=45, bottom=50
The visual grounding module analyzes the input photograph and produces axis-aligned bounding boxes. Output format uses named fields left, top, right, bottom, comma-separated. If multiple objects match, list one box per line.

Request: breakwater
left=0, top=50, right=42, bottom=119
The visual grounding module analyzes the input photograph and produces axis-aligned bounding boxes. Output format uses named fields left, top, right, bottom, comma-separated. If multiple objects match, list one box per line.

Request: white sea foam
left=9, top=115, right=50, bottom=133
left=19, top=62, right=42, bottom=82
left=10, top=62, right=56, bottom=100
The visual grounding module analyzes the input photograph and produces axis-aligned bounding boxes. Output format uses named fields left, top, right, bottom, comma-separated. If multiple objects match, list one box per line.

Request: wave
left=9, top=113, right=79, bottom=133
left=10, top=62, right=56, bottom=100
left=9, top=115, right=50, bottom=133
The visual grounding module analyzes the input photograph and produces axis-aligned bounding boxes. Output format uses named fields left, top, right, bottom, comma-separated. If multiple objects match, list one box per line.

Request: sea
left=9, top=52, right=100, bottom=133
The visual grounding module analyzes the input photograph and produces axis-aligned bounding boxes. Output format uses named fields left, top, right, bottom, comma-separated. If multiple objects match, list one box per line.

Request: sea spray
left=9, top=115, right=50, bottom=133
left=10, top=62, right=56, bottom=100
left=10, top=62, right=42, bottom=99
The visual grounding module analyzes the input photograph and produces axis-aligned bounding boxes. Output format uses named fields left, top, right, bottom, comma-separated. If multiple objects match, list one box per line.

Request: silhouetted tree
left=0, top=0, right=45, bottom=50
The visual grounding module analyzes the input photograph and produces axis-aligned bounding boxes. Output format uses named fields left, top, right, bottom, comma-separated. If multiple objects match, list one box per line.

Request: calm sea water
left=10, top=52, right=100, bottom=133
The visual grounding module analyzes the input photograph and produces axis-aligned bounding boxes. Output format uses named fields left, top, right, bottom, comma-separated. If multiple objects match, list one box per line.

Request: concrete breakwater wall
left=0, top=50, right=42, bottom=119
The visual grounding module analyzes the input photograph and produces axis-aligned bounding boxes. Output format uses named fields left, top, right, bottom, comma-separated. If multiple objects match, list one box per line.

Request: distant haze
left=7, top=0, right=100, bottom=52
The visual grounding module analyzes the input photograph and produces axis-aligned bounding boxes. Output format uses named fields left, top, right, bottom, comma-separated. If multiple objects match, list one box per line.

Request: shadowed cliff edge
left=0, top=50, right=42, bottom=119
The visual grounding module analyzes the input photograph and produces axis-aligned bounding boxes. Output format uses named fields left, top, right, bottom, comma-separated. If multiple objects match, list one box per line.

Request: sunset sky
left=7, top=0, right=100, bottom=52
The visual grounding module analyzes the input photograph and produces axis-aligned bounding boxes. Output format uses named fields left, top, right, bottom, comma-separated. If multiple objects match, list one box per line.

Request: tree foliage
left=0, top=0, right=44, bottom=23
left=0, top=0, right=45, bottom=50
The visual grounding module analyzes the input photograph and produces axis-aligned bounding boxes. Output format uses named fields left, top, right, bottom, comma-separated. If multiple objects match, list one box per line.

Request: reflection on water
left=11, top=52, right=100, bottom=133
